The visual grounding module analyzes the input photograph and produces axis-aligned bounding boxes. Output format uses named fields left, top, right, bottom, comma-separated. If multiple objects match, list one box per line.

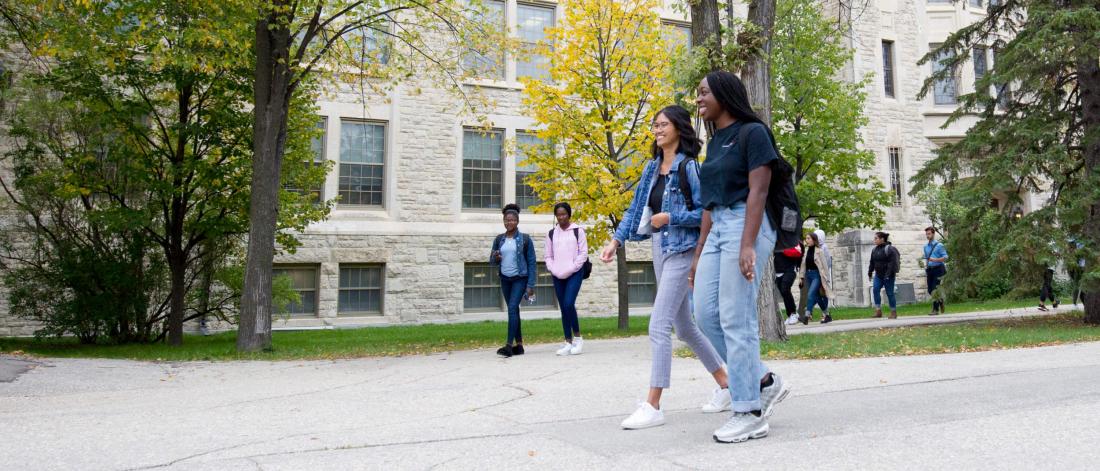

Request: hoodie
left=545, top=223, right=589, bottom=280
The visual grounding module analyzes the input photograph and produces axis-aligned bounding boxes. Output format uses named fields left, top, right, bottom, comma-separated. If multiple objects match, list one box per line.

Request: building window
left=463, top=0, right=506, bottom=79
left=338, top=265, right=384, bottom=315
left=993, top=48, right=1011, bottom=109
left=882, top=40, right=895, bottom=98
left=662, top=22, right=692, bottom=52
left=463, top=263, right=556, bottom=311
left=355, top=22, right=391, bottom=65
left=973, top=46, right=988, bottom=97
left=463, top=129, right=503, bottom=210
left=627, top=262, right=657, bottom=307
left=927, top=0, right=951, bottom=3
left=930, top=43, right=957, bottom=105
left=338, top=120, right=385, bottom=206
left=273, top=266, right=319, bottom=317
left=515, top=132, right=543, bottom=210
left=286, top=118, right=326, bottom=203
left=969, top=0, right=983, bottom=7
left=516, top=3, right=555, bottom=81
left=888, top=147, right=903, bottom=207
left=464, top=263, right=502, bottom=310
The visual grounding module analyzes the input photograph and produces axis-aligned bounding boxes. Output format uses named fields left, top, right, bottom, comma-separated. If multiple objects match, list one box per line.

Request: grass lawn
left=672, top=313, right=1100, bottom=360
left=0, top=298, right=1054, bottom=361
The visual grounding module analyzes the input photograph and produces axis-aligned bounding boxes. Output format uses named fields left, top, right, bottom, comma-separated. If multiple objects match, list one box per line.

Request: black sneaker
left=496, top=345, right=514, bottom=357
left=820, top=314, right=833, bottom=324
left=798, top=314, right=809, bottom=326
left=512, top=345, right=525, bottom=356
left=1053, top=300, right=1060, bottom=309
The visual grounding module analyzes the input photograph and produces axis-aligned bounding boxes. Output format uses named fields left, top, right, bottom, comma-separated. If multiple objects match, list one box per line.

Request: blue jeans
left=500, top=275, right=526, bottom=345
left=694, top=204, right=776, bottom=413
left=872, top=275, right=897, bottom=309
left=805, top=270, right=829, bottom=316
left=553, top=271, right=583, bottom=341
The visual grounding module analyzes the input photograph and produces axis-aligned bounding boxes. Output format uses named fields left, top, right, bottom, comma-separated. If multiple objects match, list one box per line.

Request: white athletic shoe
left=784, top=313, right=800, bottom=325
left=701, top=387, right=732, bottom=413
left=556, top=342, right=573, bottom=356
left=713, top=412, right=769, bottom=443
left=569, top=337, right=584, bottom=355
left=621, top=402, right=665, bottom=430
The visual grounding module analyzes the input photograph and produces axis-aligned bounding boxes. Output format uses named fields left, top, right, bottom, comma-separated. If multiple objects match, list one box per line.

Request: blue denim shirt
left=490, top=231, right=537, bottom=290
left=923, top=240, right=948, bottom=268
left=612, top=153, right=703, bottom=254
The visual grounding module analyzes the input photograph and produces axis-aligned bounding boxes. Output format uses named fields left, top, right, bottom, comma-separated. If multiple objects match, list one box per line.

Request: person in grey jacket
left=489, top=204, right=537, bottom=357
left=868, top=232, right=901, bottom=319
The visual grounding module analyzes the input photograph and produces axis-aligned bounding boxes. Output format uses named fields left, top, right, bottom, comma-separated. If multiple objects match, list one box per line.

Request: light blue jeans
left=694, top=204, right=776, bottom=413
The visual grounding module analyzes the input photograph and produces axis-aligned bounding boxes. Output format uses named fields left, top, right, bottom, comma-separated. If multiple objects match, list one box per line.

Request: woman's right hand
left=599, top=240, right=619, bottom=263
left=688, top=256, right=699, bottom=290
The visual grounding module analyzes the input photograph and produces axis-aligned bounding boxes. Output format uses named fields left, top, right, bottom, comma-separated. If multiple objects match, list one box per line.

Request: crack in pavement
left=198, top=371, right=402, bottom=412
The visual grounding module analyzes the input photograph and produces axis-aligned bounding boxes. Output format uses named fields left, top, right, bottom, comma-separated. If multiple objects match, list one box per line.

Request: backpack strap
left=548, top=229, right=554, bottom=241
left=572, top=228, right=581, bottom=256
left=677, top=158, right=697, bottom=211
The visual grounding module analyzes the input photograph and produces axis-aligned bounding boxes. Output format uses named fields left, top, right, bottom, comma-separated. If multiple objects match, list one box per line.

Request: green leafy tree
left=240, top=0, right=511, bottom=351
left=772, top=0, right=890, bottom=234
left=0, top=0, right=328, bottom=344
left=913, top=0, right=1100, bottom=323
left=521, top=0, right=671, bottom=330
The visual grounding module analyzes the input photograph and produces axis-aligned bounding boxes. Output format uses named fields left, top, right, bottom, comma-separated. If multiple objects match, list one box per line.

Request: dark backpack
left=548, top=227, right=592, bottom=279
left=738, top=123, right=803, bottom=253
left=677, top=158, right=699, bottom=211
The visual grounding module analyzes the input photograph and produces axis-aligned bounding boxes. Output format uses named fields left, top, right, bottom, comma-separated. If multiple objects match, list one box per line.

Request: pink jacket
left=545, top=223, right=588, bottom=280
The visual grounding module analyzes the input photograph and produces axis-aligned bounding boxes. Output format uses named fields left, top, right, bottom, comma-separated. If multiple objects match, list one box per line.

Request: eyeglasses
left=651, top=122, right=672, bottom=131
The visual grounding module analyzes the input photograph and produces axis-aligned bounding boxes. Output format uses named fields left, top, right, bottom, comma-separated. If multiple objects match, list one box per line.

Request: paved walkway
left=3, top=334, right=1099, bottom=470
left=787, top=303, right=1077, bottom=335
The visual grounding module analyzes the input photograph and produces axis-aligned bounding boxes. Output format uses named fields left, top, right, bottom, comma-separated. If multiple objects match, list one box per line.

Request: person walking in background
left=923, top=226, right=948, bottom=315
left=600, top=105, right=730, bottom=430
left=799, top=230, right=834, bottom=324
left=1039, top=266, right=1059, bottom=311
left=546, top=202, right=588, bottom=356
left=489, top=204, right=537, bottom=358
left=689, top=71, right=790, bottom=444
left=779, top=244, right=804, bottom=325
left=868, top=231, right=901, bottom=319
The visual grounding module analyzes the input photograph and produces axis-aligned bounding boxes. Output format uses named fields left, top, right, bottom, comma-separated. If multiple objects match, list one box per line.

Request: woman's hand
left=740, top=244, right=756, bottom=281
left=493, top=250, right=502, bottom=262
left=526, top=288, right=535, bottom=299
left=651, top=212, right=670, bottom=229
left=599, top=240, right=619, bottom=263
left=688, top=254, right=700, bottom=290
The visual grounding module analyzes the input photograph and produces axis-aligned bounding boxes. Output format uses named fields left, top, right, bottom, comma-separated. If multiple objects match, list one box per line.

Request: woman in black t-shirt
left=688, top=71, right=790, bottom=444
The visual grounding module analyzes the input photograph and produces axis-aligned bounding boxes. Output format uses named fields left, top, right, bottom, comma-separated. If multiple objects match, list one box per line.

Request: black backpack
left=677, top=158, right=700, bottom=211
left=548, top=227, right=592, bottom=279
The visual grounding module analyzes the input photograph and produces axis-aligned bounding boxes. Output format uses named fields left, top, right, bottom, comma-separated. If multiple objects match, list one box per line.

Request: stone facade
left=0, top=1, right=1040, bottom=334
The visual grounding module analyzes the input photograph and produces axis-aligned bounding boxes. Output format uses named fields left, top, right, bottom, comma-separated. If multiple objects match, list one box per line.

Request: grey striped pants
left=649, top=233, right=724, bottom=388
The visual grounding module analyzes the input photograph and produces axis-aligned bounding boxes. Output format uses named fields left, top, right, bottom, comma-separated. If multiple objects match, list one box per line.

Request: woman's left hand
left=650, top=212, right=670, bottom=229
left=740, top=244, right=756, bottom=280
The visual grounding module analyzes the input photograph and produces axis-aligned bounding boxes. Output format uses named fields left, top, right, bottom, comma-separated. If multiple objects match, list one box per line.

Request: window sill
left=463, top=78, right=524, bottom=91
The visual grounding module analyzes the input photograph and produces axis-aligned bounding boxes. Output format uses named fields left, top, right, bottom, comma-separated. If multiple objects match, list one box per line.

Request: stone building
left=0, top=1, right=1045, bottom=335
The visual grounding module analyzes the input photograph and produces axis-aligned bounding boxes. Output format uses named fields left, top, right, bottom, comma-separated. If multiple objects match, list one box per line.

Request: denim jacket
left=489, top=231, right=537, bottom=290
left=612, top=153, right=703, bottom=254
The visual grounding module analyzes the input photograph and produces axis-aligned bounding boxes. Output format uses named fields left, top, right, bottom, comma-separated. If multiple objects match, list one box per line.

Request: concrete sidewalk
left=787, top=303, right=1078, bottom=335
left=3, top=335, right=1099, bottom=470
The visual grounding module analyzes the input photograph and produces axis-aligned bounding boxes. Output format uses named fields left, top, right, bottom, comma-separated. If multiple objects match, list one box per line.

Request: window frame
left=882, top=40, right=896, bottom=99
left=888, top=147, right=903, bottom=207
left=462, top=0, right=507, bottom=80
left=337, top=119, right=387, bottom=208
left=462, top=127, right=505, bottom=211
left=515, top=2, right=556, bottom=82
left=626, top=261, right=657, bottom=308
left=930, top=43, right=958, bottom=106
left=337, top=264, right=385, bottom=316
left=514, top=130, right=544, bottom=211
left=273, top=265, right=321, bottom=317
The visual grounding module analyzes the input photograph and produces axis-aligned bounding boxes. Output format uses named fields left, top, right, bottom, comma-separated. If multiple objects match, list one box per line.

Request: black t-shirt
left=699, top=121, right=778, bottom=210
left=805, top=246, right=818, bottom=271
left=649, top=174, right=667, bottom=214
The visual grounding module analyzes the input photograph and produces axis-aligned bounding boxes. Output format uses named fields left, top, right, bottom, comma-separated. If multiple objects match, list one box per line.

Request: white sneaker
left=784, top=313, right=799, bottom=325
left=701, top=387, right=732, bottom=413
left=713, top=412, right=768, bottom=443
left=620, top=402, right=665, bottom=430
left=569, top=337, right=584, bottom=355
left=556, top=342, right=573, bottom=356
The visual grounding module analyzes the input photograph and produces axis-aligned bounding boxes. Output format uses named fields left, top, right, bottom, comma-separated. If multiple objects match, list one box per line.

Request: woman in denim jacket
left=489, top=204, right=537, bottom=358
left=599, top=105, right=729, bottom=430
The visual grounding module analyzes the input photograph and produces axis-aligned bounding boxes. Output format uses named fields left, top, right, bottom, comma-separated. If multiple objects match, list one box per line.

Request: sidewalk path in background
left=786, top=304, right=1078, bottom=335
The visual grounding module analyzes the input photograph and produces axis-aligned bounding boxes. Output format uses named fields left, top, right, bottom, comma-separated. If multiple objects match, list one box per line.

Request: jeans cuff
left=730, top=399, right=762, bottom=413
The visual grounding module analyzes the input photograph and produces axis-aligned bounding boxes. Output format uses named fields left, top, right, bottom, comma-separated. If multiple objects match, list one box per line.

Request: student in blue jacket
left=490, top=204, right=537, bottom=357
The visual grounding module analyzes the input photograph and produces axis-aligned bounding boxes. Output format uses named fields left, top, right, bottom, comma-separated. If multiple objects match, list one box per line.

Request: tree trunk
left=616, top=243, right=630, bottom=330
left=690, top=0, right=722, bottom=70
left=167, top=252, right=186, bottom=346
left=742, top=0, right=784, bottom=342
left=238, top=6, right=293, bottom=352
left=1078, top=48, right=1100, bottom=324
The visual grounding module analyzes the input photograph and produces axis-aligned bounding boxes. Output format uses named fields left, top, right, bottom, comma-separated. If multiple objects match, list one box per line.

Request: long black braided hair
left=704, top=70, right=765, bottom=128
